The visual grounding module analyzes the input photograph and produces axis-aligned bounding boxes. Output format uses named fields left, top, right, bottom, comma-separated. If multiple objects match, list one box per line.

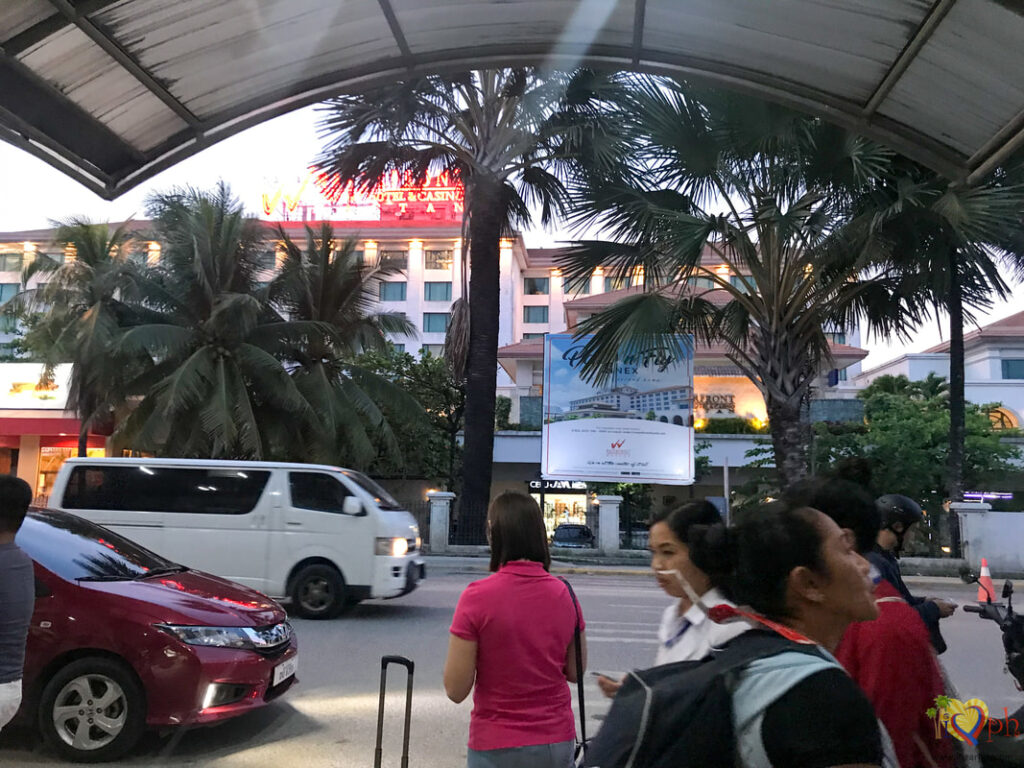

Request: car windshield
left=341, top=470, right=403, bottom=510
left=16, top=509, right=178, bottom=581
left=556, top=527, right=587, bottom=539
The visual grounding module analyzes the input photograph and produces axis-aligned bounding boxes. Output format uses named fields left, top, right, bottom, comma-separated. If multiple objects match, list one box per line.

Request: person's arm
left=443, top=634, right=477, bottom=703
left=563, top=630, right=587, bottom=682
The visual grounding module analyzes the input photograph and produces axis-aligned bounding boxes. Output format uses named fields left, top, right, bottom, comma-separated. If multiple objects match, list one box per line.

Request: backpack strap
left=560, top=578, right=587, bottom=754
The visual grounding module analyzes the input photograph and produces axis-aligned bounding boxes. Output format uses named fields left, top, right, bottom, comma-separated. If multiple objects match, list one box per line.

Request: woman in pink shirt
left=444, top=492, right=587, bottom=768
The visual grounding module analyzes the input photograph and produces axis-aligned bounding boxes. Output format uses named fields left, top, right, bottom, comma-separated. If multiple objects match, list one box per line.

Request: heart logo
left=943, top=698, right=990, bottom=745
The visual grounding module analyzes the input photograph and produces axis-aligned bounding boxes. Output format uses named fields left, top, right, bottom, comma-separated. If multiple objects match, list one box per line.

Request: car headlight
left=375, top=537, right=408, bottom=557
left=158, top=625, right=254, bottom=649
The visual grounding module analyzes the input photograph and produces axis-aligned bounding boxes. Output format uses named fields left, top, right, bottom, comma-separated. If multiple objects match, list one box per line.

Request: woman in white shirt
left=596, top=500, right=752, bottom=697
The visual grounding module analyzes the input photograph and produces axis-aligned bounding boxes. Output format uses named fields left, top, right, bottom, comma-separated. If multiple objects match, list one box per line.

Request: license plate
left=273, top=655, right=297, bottom=687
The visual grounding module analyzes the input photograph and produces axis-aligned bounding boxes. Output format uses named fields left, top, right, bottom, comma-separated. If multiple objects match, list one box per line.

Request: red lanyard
left=707, top=603, right=818, bottom=645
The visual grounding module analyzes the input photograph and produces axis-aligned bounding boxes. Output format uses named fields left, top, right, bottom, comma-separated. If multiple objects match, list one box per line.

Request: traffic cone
left=978, top=558, right=997, bottom=602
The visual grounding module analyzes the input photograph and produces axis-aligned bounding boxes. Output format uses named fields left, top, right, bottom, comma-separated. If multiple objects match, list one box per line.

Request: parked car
left=49, top=458, right=426, bottom=619
left=11, top=509, right=298, bottom=763
left=551, top=523, right=596, bottom=548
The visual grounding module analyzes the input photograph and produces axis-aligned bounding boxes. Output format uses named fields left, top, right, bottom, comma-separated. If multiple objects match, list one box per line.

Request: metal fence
left=450, top=502, right=489, bottom=546
left=397, top=498, right=432, bottom=547
left=619, top=499, right=650, bottom=550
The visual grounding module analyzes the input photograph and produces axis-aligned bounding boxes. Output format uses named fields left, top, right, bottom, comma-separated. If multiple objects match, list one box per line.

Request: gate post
left=596, top=495, right=623, bottom=555
left=427, top=491, right=456, bottom=554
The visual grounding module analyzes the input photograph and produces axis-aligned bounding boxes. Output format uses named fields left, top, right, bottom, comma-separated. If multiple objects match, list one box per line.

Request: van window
left=290, top=472, right=353, bottom=513
left=340, top=470, right=403, bottom=510
left=62, top=466, right=270, bottom=515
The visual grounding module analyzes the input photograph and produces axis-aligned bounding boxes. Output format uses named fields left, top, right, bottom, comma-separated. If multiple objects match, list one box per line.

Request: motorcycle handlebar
left=963, top=604, right=984, bottom=614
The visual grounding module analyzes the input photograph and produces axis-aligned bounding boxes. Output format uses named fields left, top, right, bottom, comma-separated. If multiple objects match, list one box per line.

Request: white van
left=49, top=458, right=426, bottom=619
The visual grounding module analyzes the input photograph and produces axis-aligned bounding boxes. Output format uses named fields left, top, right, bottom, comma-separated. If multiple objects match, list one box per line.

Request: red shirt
left=449, top=561, right=583, bottom=750
left=836, top=579, right=954, bottom=768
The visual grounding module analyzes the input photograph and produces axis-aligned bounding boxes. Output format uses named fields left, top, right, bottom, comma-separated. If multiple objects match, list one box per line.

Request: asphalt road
left=2, top=570, right=1020, bottom=767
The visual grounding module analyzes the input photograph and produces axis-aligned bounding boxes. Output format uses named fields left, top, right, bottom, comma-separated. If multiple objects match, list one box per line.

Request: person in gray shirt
left=0, top=475, right=34, bottom=733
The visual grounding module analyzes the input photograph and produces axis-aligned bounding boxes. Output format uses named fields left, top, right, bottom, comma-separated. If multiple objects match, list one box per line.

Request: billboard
left=541, top=334, right=695, bottom=484
left=0, top=363, right=72, bottom=410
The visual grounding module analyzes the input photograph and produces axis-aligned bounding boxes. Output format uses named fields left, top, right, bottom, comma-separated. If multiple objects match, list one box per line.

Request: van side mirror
left=342, top=497, right=366, bottom=517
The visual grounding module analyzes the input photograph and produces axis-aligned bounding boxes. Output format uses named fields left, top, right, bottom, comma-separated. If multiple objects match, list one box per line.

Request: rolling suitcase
left=374, top=655, right=415, bottom=768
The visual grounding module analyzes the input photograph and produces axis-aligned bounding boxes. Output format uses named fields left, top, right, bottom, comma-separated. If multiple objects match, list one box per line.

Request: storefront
left=527, top=479, right=591, bottom=535
left=0, top=364, right=107, bottom=502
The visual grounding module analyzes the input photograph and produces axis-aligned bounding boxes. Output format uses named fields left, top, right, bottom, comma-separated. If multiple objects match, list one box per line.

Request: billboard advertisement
left=541, top=334, right=695, bottom=484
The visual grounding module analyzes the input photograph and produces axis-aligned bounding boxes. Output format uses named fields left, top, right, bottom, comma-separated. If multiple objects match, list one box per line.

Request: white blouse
left=654, top=587, right=754, bottom=665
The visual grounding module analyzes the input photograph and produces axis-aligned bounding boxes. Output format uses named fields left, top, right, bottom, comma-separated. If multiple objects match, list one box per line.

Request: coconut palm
left=561, top=79, right=931, bottom=487
left=267, top=222, right=424, bottom=466
left=114, top=183, right=318, bottom=458
left=4, top=219, right=143, bottom=456
left=314, top=68, right=623, bottom=535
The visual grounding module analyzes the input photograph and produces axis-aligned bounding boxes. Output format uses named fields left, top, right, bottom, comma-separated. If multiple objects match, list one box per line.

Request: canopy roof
left=2, top=0, right=1023, bottom=199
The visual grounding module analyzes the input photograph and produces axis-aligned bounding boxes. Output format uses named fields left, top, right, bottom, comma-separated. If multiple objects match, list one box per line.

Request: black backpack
left=580, top=630, right=828, bottom=768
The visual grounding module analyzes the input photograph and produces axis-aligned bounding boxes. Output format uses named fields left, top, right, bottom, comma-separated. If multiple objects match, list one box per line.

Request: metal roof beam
left=1, top=0, right=121, bottom=56
left=43, top=0, right=201, bottom=129
left=376, top=0, right=413, bottom=64
left=863, top=0, right=959, bottom=116
left=631, top=0, right=646, bottom=65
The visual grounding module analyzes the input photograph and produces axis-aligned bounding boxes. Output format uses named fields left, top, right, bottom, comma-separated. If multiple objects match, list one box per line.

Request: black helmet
left=875, top=494, right=924, bottom=530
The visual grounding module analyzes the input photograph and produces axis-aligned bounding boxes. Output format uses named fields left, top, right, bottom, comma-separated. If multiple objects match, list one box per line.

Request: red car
left=10, top=509, right=298, bottom=762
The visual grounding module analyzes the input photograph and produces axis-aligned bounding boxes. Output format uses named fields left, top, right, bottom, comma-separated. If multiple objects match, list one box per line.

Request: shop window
left=524, top=277, right=549, bottom=295
left=423, top=313, right=451, bottom=333
left=0, top=253, right=24, bottom=272
left=289, top=472, right=353, bottom=513
left=424, top=249, right=453, bottom=270
left=379, top=250, right=408, bottom=270
left=523, top=306, right=548, bottom=324
left=1002, top=359, right=1024, bottom=380
left=604, top=276, right=629, bottom=292
left=379, top=281, right=407, bottom=301
left=424, top=282, right=452, bottom=302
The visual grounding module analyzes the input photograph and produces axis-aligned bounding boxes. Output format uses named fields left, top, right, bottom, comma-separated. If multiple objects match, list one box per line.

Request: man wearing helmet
left=869, top=494, right=957, bottom=654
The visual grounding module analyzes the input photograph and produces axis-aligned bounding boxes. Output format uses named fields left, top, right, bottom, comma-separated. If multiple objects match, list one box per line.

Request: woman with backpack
left=595, top=500, right=752, bottom=698
left=443, top=491, right=585, bottom=768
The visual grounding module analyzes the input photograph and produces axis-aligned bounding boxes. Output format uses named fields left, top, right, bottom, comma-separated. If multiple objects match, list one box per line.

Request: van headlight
left=375, top=537, right=408, bottom=557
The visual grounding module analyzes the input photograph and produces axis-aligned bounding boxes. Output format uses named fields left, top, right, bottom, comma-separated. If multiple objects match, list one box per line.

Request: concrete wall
left=960, top=510, right=1024, bottom=574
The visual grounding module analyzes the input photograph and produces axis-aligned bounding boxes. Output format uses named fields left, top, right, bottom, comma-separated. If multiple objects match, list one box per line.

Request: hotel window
left=353, top=250, right=365, bottom=266
left=379, top=281, right=407, bottom=301
left=423, top=312, right=451, bottom=333
left=423, top=344, right=445, bottom=356
left=424, top=282, right=452, bottom=302
left=524, top=277, right=549, bottom=295
left=604, top=276, right=628, bottom=292
left=730, top=274, right=753, bottom=294
left=686, top=276, right=715, bottom=290
left=0, top=253, right=23, bottom=272
left=523, top=332, right=546, bottom=340
left=565, top=276, right=591, bottom=296
left=0, top=284, right=18, bottom=331
left=379, top=250, right=408, bottom=270
left=824, top=331, right=847, bottom=345
left=424, top=249, right=453, bottom=270
left=1002, top=360, right=1024, bottom=380
left=523, top=306, right=548, bottom=324
left=391, top=343, right=406, bottom=353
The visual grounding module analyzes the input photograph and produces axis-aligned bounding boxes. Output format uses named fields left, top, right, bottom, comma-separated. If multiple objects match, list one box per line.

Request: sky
left=1, top=104, right=1022, bottom=373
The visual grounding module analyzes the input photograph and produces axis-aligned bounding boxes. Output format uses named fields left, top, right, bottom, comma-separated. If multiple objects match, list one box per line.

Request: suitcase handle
left=375, top=655, right=415, bottom=768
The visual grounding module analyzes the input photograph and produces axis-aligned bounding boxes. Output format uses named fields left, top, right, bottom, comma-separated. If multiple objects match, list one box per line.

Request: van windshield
left=341, top=471, right=403, bottom=510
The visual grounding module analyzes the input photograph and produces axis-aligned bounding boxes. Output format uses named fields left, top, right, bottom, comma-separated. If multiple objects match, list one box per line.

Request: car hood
left=83, top=569, right=284, bottom=627
left=377, top=509, right=420, bottom=539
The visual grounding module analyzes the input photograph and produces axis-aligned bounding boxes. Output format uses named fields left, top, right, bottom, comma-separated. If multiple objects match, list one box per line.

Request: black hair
left=783, top=477, right=880, bottom=555
left=689, top=501, right=828, bottom=620
left=648, top=500, right=722, bottom=545
left=0, top=475, right=33, bottom=534
left=487, top=491, right=550, bottom=572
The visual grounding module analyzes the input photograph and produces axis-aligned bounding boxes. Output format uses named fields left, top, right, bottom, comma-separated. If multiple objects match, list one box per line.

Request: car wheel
left=290, top=564, right=347, bottom=619
left=38, top=657, right=146, bottom=763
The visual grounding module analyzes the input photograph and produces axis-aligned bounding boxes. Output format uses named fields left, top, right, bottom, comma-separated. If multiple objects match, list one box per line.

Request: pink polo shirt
left=449, top=560, right=584, bottom=751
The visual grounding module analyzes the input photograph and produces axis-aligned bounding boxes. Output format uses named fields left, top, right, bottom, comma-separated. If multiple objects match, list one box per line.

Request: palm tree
left=267, top=222, right=424, bottom=466
left=114, top=183, right=317, bottom=458
left=4, top=219, right=142, bottom=456
left=314, top=68, right=622, bottom=536
left=562, top=79, right=929, bottom=488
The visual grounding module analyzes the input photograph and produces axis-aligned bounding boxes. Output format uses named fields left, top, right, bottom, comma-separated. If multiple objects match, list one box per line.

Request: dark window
left=1003, top=360, right=1024, bottom=380
left=730, top=274, right=753, bottom=294
left=565, top=276, right=591, bottom=295
left=423, top=312, right=451, bottom=333
left=391, top=343, right=405, bottom=352
left=424, top=281, right=452, bottom=302
left=422, top=344, right=445, bottom=356
left=424, top=249, right=453, bottom=270
left=341, top=470, right=402, bottom=510
left=378, top=250, right=408, bottom=270
left=523, top=332, right=546, bottom=340
left=523, top=306, right=548, bottom=324
left=61, top=465, right=270, bottom=515
left=604, top=276, right=629, bottom=292
left=354, top=250, right=365, bottom=266
left=524, top=277, right=549, bottom=295
left=289, top=472, right=353, bottom=513
left=379, top=281, right=407, bottom=301
left=0, top=253, right=24, bottom=272
left=17, top=510, right=176, bottom=581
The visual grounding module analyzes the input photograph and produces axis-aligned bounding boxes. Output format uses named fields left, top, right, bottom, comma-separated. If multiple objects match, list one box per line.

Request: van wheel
left=291, top=564, right=347, bottom=619
left=38, top=657, right=146, bottom=763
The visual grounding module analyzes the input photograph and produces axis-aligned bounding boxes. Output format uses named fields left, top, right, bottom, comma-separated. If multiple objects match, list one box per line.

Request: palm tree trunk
left=765, top=398, right=809, bottom=488
left=947, top=246, right=965, bottom=556
left=77, top=422, right=89, bottom=458
left=458, top=179, right=504, bottom=542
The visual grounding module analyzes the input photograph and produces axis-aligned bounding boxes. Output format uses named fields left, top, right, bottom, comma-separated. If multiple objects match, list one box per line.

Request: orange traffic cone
left=978, top=558, right=997, bottom=602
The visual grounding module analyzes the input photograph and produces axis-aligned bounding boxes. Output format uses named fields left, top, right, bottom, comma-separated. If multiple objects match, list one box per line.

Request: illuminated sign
left=260, top=170, right=464, bottom=223
left=0, top=363, right=71, bottom=410
left=529, top=480, right=588, bottom=493
left=694, top=393, right=736, bottom=413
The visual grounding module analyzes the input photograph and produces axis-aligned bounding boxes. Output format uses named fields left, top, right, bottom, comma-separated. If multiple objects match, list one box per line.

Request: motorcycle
left=960, top=567, right=1024, bottom=768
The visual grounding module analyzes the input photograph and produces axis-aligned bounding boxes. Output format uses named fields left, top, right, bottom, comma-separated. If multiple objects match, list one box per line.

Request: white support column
left=427, top=491, right=457, bottom=554
left=596, top=495, right=623, bottom=554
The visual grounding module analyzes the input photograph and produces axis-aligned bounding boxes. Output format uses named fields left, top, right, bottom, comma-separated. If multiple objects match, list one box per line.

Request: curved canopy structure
left=2, top=0, right=1023, bottom=199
